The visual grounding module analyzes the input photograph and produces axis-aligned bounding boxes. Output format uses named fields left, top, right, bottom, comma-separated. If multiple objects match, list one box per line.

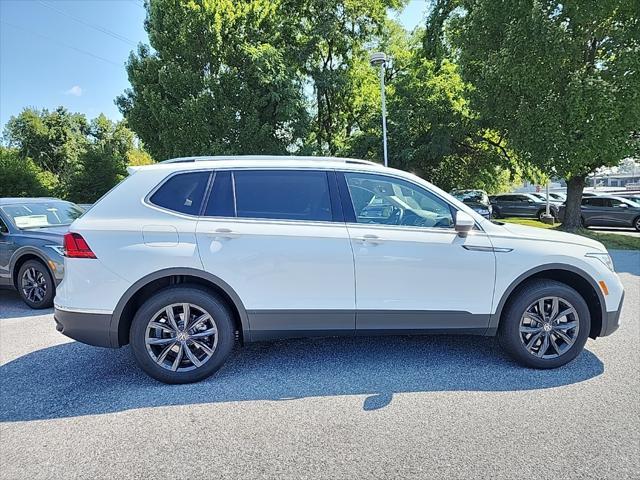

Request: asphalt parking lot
left=1, top=251, right=639, bottom=479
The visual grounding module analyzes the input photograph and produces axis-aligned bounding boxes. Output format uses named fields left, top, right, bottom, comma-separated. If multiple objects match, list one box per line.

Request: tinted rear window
left=150, top=171, right=210, bottom=215
left=233, top=170, right=332, bottom=222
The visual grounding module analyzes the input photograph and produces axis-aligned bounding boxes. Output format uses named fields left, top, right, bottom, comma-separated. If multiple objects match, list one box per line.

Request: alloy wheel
left=145, top=303, right=218, bottom=372
left=21, top=267, right=47, bottom=304
left=519, top=296, right=580, bottom=359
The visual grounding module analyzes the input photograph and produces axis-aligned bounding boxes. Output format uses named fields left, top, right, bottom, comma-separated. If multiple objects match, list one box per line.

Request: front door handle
left=206, top=228, right=240, bottom=239
left=354, top=234, right=383, bottom=245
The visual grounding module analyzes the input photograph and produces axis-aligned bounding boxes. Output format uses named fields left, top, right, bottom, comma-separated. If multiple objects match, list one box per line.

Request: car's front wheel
left=130, top=286, right=235, bottom=384
left=17, top=259, right=55, bottom=309
left=633, top=216, right=640, bottom=232
left=498, top=279, right=591, bottom=368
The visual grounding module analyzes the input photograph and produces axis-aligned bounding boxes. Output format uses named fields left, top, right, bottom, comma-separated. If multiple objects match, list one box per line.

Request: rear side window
left=149, top=171, right=210, bottom=215
left=233, top=170, right=332, bottom=222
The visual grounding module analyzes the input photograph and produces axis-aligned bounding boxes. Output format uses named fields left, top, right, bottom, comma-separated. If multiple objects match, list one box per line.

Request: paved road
left=1, top=251, right=639, bottom=479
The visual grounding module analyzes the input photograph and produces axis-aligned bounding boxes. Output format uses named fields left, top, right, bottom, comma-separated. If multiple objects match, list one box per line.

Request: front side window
left=149, top=171, right=210, bottom=215
left=344, top=172, right=454, bottom=228
left=233, top=170, right=332, bottom=222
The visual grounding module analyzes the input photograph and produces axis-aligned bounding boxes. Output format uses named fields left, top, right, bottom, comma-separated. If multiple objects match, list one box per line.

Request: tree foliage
left=2, top=108, right=151, bottom=203
left=0, top=147, right=58, bottom=198
left=452, top=0, right=640, bottom=228
left=117, top=0, right=310, bottom=160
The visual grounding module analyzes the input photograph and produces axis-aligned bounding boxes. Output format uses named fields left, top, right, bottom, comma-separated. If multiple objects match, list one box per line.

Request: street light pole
left=370, top=52, right=388, bottom=167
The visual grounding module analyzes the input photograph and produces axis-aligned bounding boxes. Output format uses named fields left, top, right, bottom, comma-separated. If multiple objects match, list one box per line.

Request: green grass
left=500, top=217, right=640, bottom=250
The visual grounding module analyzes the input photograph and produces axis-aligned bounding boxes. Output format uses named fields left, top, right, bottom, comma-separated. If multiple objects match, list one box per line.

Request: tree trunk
left=561, top=175, right=586, bottom=231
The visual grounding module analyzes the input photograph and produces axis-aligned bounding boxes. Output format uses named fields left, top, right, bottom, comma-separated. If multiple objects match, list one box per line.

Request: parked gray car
left=559, top=195, right=640, bottom=231
left=490, top=193, right=559, bottom=220
left=0, top=198, right=84, bottom=308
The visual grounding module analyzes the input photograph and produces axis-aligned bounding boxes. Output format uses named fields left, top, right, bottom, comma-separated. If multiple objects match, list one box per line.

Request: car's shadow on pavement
left=0, top=334, right=604, bottom=422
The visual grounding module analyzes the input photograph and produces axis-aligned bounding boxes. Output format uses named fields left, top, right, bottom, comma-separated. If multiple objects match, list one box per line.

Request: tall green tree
left=285, top=0, right=404, bottom=155
left=66, top=115, right=136, bottom=203
left=117, top=0, right=309, bottom=160
left=3, top=107, right=89, bottom=176
left=347, top=21, right=520, bottom=192
left=0, top=147, right=58, bottom=198
left=452, top=0, right=640, bottom=229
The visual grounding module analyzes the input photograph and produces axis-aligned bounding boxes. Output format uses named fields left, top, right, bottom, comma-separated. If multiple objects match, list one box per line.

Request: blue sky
left=0, top=0, right=428, bottom=129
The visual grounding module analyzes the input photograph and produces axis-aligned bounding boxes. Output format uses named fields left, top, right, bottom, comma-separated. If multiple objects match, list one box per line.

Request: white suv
left=54, top=156, right=624, bottom=383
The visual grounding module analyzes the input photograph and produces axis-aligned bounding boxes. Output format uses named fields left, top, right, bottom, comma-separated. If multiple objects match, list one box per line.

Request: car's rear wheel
left=130, top=286, right=235, bottom=384
left=17, top=259, right=54, bottom=309
left=498, top=279, right=590, bottom=369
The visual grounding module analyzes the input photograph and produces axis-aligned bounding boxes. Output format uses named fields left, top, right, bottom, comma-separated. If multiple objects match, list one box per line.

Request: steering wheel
left=400, top=212, right=428, bottom=227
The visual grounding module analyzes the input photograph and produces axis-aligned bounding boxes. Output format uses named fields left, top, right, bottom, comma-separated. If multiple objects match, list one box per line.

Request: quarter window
left=233, top=170, right=332, bottom=222
left=149, top=171, right=210, bottom=215
left=343, top=172, right=454, bottom=228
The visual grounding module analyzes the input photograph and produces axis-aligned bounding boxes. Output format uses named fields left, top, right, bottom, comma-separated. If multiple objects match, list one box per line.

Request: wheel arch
left=489, top=264, right=606, bottom=339
left=110, top=268, right=250, bottom=347
left=10, top=247, right=56, bottom=290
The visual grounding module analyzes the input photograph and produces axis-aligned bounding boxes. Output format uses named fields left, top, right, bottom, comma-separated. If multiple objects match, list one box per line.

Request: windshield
left=452, top=190, right=489, bottom=205
left=1, top=201, right=84, bottom=229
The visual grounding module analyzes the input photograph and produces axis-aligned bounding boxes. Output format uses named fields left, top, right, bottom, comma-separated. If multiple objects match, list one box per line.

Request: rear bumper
left=600, top=291, right=624, bottom=337
left=54, top=307, right=114, bottom=348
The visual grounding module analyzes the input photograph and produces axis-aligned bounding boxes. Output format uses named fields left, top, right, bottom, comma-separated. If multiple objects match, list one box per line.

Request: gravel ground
left=0, top=250, right=638, bottom=479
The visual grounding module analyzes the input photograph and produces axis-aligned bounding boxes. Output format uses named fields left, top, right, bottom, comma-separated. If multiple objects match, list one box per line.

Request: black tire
left=633, top=216, right=640, bottom=232
left=581, top=216, right=587, bottom=228
left=497, top=279, right=591, bottom=369
left=17, top=259, right=55, bottom=309
left=130, top=285, right=235, bottom=384
left=536, top=209, right=546, bottom=221
left=493, top=208, right=502, bottom=219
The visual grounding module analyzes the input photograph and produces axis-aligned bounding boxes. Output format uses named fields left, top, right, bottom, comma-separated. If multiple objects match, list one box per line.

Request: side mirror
left=617, top=204, right=628, bottom=208
left=455, top=211, right=475, bottom=237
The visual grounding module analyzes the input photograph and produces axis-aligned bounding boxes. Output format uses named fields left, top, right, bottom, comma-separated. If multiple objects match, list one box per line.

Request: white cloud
left=65, top=85, right=83, bottom=97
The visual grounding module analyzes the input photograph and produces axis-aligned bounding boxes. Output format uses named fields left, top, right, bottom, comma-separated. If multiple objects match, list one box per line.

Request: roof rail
left=159, top=155, right=381, bottom=166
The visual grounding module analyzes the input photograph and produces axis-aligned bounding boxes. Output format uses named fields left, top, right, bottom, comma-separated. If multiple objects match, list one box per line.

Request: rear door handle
left=354, top=234, right=383, bottom=245
left=206, top=228, right=240, bottom=239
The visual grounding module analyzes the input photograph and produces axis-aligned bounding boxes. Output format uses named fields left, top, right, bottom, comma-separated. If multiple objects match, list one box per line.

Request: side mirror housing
left=455, top=211, right=475, bottom=237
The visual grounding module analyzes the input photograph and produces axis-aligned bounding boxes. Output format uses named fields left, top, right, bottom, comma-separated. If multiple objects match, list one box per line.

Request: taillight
left=64, top=232, right=97, bottom=259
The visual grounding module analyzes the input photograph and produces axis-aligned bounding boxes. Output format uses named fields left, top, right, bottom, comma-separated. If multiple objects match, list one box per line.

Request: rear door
left=582, top=197, right=608, bottom=225
left=195, top=169, right=356, bottom=341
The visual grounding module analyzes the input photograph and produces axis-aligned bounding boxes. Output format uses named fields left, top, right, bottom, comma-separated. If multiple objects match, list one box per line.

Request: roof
left=0, top=197, right=63, bottom=206
left=127, top=155, right=387, bottom=175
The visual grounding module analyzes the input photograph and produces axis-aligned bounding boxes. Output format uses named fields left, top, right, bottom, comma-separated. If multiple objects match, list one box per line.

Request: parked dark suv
left=490, top=193, right=558, bottom=220
left=451, top=189, right=492, bottom=219
left=558, top=195, right=640, bottom=231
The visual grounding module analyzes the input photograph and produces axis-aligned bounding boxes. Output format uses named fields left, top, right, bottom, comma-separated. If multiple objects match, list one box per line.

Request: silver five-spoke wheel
left=21, top=267, right=48, bottom=303
left=519, top=296, right=579, bottom=359
left=145, top=303, right=218, bottom=372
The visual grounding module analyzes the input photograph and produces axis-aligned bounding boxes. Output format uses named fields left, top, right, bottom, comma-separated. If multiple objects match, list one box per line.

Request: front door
left=338, top=171, right=496, bottom=334
left=196, top=169, right=356, bottom=341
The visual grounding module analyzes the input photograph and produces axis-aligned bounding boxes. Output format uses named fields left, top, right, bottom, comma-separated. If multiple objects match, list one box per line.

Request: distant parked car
left=490, top=193, right=559, bottom=220
left=559, top=196, right=640, bottom=231
left=530, top=192, right=565, bottom=204
left=0, top=198, right=84, bottom=308
left=617, top=193, right=640, bottom=204
left=450, top=189, right=492, bottom=219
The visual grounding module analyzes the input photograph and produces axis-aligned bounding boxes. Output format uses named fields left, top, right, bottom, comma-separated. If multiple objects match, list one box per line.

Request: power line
left=1, top=21, right=121, bottom=67
left=38, top=1, right=137, bottom=47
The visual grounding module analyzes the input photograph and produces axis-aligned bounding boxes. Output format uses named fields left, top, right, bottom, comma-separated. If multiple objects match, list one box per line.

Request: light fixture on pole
left=370, top=51, right=388, bottom=167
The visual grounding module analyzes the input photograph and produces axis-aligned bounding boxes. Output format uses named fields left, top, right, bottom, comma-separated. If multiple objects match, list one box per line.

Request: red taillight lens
left=64, top=233, right=96, bottom=259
